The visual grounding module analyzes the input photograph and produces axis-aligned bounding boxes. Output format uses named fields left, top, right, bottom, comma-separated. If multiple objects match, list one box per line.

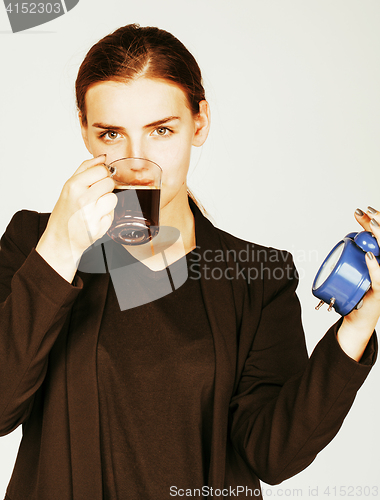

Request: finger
left=87, top=176, right=115, bottom=200
left=95, top=195, right=118, bottom=233
left=367, top=206, right=379, bottom=217
left=366, top=206, right=380, bottom=231
left=366, top=252, right=380, bottom=297
left=369, top=217, right=380, bottom=244
left=80, top=193, right=117, bottom=242
left=81, top=192, right=117, bottom=228
left=98, top=213, right=114, bottom=235
left=75, top=164, right=113, bottom=190
left=75, top=177, right=115, bottom=213
left=73, top=154, right=108, bottom=176
left=354, top=208, right=372, bottom=231
left=358, top=206, right=380, bottom=244
left=95, top=192, right=118, bottom=216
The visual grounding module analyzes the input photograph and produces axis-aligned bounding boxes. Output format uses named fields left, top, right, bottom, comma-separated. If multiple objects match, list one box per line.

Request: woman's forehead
left=84, top=78, right=190, bottom=125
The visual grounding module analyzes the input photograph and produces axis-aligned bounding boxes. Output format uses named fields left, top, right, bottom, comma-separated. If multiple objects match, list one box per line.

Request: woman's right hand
left=35, top=155, right=117, bottom=283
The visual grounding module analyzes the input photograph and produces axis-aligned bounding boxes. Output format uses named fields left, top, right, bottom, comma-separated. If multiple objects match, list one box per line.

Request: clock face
left=314, top=241, right=345, bottom=289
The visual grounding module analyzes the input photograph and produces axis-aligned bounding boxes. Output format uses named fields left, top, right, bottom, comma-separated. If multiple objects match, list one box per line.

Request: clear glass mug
left=106, top=157, right=162, bottom=245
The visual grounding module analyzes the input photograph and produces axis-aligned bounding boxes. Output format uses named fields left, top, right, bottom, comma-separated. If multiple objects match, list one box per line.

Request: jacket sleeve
left=229, top=254, right=377, bottom=485
left=0, top=210, right=83, bottom=435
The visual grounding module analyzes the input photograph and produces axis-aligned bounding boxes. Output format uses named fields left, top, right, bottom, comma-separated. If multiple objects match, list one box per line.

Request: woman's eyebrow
left=143, top=116, right=180, bottom=128
left=91, top=116, right=180, bottom=132
left=92, top=123, right=125, bottom=132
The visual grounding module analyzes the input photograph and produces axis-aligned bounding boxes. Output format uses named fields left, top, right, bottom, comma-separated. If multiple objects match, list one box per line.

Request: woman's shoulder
left=206, top=223, right=299, bottom=307
left=2, top=209, right=50, bottom=254
left=192, top=198, right=293, bottom=267
left=212, top=224, right=294, bottom=268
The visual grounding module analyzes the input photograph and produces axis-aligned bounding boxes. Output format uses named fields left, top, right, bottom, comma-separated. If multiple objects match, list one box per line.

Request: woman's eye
left=101, top=131, right=121, bottom=141
left=153, top=127, right=171, bottom=136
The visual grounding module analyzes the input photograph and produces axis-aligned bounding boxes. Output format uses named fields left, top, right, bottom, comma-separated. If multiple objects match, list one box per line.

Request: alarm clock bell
left=312, top=231, right=380, bottom=316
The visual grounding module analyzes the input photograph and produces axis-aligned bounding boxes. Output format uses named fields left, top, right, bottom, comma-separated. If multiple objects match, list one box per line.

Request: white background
left=0, top=1, right=379, bottom=498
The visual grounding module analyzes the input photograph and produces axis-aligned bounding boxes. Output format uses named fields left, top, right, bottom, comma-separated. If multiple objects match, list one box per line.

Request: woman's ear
left=192, top=100, right=211, bottom=147
left=79, top=112, right=92, bottom=154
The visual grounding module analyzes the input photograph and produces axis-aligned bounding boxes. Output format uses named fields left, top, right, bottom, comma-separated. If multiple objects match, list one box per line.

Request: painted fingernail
left=370, top=218, right=379, bottom=227
left=355, top=208, right=364, bottom=216
left=367, top=251, right=374, bottom=260
left=368, top=206, right=378, bottom=214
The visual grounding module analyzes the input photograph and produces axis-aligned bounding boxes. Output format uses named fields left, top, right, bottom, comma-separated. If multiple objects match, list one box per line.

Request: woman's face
left=80, top=78, right=210, bottom=210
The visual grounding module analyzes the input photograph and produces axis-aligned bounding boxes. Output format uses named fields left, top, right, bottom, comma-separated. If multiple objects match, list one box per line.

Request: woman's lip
left=132, top=180, right=155, bottom=186
left=114, top=182, right=157, bottom=189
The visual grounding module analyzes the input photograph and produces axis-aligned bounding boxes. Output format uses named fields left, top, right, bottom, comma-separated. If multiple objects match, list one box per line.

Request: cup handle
left=106, top=164, right=116, bottom=177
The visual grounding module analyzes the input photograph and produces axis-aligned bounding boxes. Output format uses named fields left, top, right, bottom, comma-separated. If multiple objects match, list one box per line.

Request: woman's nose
left=124, top=138, right=145, bottom=159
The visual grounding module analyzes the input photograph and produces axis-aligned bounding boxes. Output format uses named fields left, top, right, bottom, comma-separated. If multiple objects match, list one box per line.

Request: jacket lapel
left=191, top=201, right=238, bottom=489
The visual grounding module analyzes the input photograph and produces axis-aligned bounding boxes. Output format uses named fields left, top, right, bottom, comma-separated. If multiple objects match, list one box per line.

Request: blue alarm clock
left=312, top=231, right=380, bottom=316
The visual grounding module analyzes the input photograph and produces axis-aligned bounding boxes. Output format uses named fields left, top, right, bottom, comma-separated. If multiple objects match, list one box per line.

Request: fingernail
left=355, top=208, right=364, bottom=216
left=370, top=218, right=379, bottom=227
left=96, top=153, right=107, bottom=158
left=367, top=251, right=374, bottom=260
left=368, top=206, right=378, bottom=214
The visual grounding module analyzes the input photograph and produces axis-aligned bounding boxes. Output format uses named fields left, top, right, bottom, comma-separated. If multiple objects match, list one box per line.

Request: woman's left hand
left=336, top=206, right=380, bottom=361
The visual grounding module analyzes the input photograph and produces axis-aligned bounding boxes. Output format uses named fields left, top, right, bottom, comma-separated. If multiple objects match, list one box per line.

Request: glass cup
left=106, top=157, right=162, bottom=245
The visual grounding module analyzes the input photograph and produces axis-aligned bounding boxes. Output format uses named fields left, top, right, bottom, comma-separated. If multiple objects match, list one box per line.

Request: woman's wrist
left=35, top=232, right=82, bottom=284
left=336, top=315, right=375, bottom=362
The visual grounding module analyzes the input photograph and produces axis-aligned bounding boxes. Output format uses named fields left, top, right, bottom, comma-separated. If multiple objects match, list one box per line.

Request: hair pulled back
left=76, top=24, right=206, bottom=126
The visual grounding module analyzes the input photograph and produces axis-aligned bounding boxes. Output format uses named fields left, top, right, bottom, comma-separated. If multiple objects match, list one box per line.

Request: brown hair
left=76, top=23, right=205, bottom=126
left=75, top=23, right=207, bottom=212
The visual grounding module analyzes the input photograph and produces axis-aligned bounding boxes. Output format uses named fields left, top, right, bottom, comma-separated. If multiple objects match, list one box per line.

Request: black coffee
left=108, top=187, right=160, bottom=245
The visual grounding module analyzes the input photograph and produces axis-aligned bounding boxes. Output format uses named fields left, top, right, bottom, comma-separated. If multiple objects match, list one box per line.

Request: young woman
left=0, top=24, right=378, bottom=500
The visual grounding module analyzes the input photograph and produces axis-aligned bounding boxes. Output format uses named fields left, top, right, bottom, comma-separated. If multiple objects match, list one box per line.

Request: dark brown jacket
left=0, top=201, right=377, bottom=500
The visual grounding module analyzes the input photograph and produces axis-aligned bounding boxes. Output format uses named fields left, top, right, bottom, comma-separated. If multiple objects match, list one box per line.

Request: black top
left=97, top=243, right=215, bottom=499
